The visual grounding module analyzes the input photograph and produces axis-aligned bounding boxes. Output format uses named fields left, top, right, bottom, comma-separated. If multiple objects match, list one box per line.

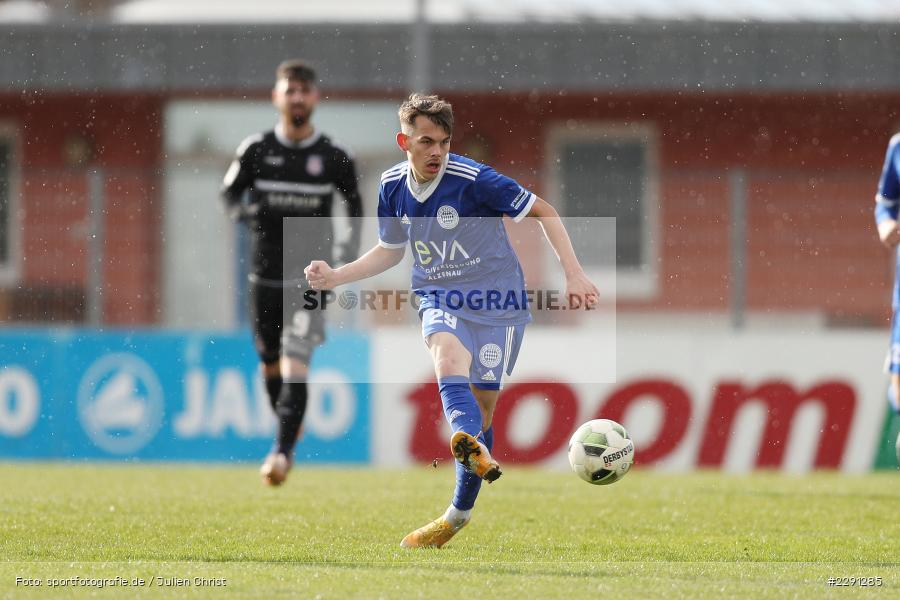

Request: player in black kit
left=220, top=60, right=363, bottom=486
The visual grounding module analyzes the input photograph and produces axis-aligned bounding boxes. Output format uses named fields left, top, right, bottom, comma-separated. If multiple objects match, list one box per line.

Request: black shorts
left=248, top=279, right=325, bottom=365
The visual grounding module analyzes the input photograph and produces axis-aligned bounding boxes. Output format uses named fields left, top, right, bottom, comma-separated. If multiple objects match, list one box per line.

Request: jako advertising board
left=2, top=328, right=898, bottom=471
left=0, top=330, right=369, bottom=462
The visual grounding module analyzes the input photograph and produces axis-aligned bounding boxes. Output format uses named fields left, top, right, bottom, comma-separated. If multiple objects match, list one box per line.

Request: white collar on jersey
left=274, top=123, right=322, bottom=149
left=406, top=153, right=449, bottom=203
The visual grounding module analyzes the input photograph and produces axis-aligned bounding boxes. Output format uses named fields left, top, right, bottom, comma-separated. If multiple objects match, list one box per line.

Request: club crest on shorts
left=479, top=343, right=503, bottom=368
left=306, top=155, right=324, bottom=176
left=436, top=205, right=459, bottom=230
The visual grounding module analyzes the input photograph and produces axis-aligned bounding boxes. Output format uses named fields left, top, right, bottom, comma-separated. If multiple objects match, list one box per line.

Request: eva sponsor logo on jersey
left=413, top=241, right=483, bottom=281
left=264, top=155, right=285, bottom=167
left=413, top=239, right=471, bottom=266
left=413, top=238, right=482, bottom=280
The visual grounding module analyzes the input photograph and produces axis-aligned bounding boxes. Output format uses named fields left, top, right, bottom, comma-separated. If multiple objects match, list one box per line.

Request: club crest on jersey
left=479, top=343, right=503, bottom=368
left=436, top=205, right=459, bottom=230
left=264, top=155, right=285, bottom=166
left=306, top=155, right=324, bottom=176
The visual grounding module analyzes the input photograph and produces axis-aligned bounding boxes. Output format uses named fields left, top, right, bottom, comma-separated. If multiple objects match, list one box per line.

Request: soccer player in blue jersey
left=305, top=93, right=599, bottom=548
left=875, top=133, right=900, bottom=425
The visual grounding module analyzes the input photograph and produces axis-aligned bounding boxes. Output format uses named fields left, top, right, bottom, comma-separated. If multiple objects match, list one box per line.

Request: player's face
left=398, top=116, right=451, bottom=182
left=273, top=78, right=319, bottom=127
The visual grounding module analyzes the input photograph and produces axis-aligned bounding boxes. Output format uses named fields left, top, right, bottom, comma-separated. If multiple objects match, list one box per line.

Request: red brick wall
left=5, top=88, right=897, bottom=326
left=445, top=91, right=900, bottom=325
left=658, top=174, right=731, bottom=311
left=4, top=93, right=163, bottom=324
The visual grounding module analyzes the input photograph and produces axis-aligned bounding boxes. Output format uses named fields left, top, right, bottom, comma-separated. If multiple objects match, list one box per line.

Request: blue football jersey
left=377, top=153, right=536, bottom=325
left=876, top=134, right=900, bottom=310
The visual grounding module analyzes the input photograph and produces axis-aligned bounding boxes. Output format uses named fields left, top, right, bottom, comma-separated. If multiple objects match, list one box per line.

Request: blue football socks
left=438, top=377, right=491, bottom=511
left=439, top=376, right=483, bottom=438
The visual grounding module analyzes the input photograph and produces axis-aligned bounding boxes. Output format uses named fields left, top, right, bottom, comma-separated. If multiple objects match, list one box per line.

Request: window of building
left=0, top=125, right=20, bottom=285
left=547, top=123, right=658, bottom=298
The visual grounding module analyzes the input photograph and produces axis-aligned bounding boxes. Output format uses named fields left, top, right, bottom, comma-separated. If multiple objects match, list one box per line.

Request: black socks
left=275, top=381, right=308, bottom=457
left=265, top=374, right=283, bottom=412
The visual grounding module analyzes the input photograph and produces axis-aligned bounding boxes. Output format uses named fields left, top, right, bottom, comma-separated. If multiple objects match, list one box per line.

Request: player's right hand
left=565, top=270, right=600, bottom=310
left=305, top=260, right=336, bottom=290
left=878, top=219, right=900, bottom=249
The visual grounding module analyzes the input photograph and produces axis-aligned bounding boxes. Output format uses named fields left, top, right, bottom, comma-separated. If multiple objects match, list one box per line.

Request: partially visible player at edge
left=874, top=133, right=900, bottom=441
left=304, top=94, right=599, bottom=548
left=221, top=60, right=363, bottom=486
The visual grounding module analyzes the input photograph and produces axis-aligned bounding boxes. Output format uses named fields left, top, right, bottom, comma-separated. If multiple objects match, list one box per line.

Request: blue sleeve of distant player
left=377, top=186, right=407, bottom=249
left=875, top=136, right=900, bottom=225
left=473, top=167, right=537, bottom=223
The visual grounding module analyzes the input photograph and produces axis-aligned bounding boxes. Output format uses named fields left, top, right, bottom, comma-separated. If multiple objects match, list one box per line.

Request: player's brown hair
left=398, top=93, right=454, bottom=135
left=276, top=59, right=317, bottom=83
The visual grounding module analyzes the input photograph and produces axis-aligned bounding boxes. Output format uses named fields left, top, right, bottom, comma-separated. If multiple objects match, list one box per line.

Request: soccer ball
left=567, top=419, right=635, bottom=485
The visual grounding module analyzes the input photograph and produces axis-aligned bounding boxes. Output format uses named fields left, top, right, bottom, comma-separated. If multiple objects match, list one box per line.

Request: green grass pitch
left=1, top=463, right=897, bottom=598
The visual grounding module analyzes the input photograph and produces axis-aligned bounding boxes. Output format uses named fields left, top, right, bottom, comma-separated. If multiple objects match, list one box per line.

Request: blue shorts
left=421, top=308, right=526, bottom=390
left=889, top=311, right=900, bottom=374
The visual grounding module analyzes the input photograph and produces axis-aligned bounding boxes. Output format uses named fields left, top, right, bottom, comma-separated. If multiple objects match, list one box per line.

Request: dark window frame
left=0, top=124, right=20, bottom=285
left=546, top=122, right=658, bottom=299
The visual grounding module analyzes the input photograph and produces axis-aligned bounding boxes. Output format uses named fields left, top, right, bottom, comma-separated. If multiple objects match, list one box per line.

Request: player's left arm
left=220, top=135, right=261, bottom=223
left=334, top=148, right=364, bottom=263
left=875, top=135, right=900, bottom=248
left=527, top=197, right=600, bottom=309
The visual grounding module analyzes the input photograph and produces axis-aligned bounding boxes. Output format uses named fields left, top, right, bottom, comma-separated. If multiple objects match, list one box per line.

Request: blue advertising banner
left=0, top=329, right=370, bottom=462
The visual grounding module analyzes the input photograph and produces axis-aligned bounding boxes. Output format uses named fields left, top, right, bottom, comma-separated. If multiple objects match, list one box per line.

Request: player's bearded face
left=401, top=117, right=451, bottom=182
left=275, top=79, right=318, bottom=127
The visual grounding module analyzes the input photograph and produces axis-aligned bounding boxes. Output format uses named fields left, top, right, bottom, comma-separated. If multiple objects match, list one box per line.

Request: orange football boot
left=450, top=431, right=502, bottom=482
